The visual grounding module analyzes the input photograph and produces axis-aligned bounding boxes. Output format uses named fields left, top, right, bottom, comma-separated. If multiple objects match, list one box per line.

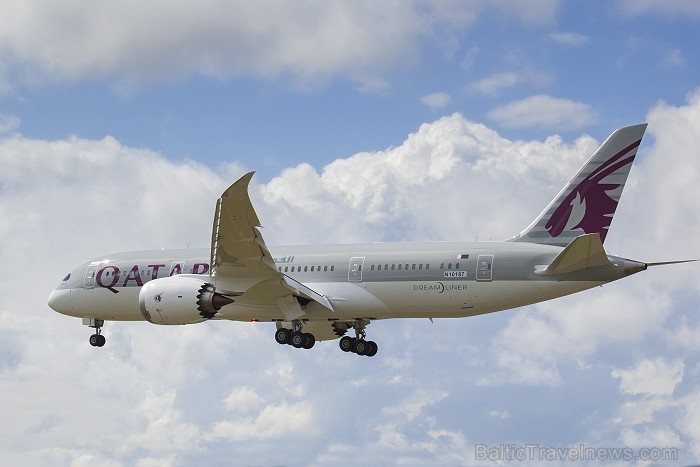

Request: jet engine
left=138, top=276, right=234, bottom=325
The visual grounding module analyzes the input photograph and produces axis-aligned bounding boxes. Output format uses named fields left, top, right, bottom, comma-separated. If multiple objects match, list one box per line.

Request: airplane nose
left=48, top=289, right=73, bottom=314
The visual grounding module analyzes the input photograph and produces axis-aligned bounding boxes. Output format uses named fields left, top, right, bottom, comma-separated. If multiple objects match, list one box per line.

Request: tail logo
left=545, top=140, right=641, bottom=242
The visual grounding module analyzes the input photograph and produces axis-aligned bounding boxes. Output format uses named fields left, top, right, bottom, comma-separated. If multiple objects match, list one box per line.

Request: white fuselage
left=49, top=241, right=638, bottom=325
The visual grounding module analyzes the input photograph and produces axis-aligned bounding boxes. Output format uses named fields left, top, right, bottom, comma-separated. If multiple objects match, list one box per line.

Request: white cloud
left=0, top=1, right=421, bottom=88
left=3, top=90, right=700, bottom=464
left=488, top=94, right=597, bottom=130
left=420, top=92, right=452, bottom=109
left=679, top=389, right=700, bottom=458
left=612, top=358, right=684, bottom=396
left=481, top=288, right=672, bottom=386
left=0, top=113, right=20, bottom=134
left=620, top=426, right=683, bottom=449
left=222, top=386, right=265, bottom=413
left=469, top=72, right=521, bottom=96
left=122, top=390, right=201, bottom=453
left=549, top=32, right=589, bottom=46
left=210, top=401, right=315, bottom=441
left=661, top=49, right=685, bottom=68
left=614, top=397, right=680, bottom=425
left=0, top=1, right=555, bottom=90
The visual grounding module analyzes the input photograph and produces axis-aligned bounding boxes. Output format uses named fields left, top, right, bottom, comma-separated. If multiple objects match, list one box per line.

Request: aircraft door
left=84, top=263, right=98, bottom=289
left=348, top=257, right=365, bottom=282
left=476, top=254, right=494, bottom=282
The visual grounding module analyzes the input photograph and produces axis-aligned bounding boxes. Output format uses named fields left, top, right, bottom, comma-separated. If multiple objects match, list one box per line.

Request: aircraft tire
left=354, top=339, right=368, bottom=355
left=366, top=341, right=378, bottom=357
left=89, top=334, right=99, bottom=347
left=275, top=328, right=292, bottom=345
left=291, top=331, right=305, bottom=348
left=339, top=336, right=354, bottom=352
left=302, top=333, right=315, bottom=349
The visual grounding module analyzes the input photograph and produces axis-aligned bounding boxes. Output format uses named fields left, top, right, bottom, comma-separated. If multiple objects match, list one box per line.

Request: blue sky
left=2, top=1, right=700, bottom=466
left=3, top=1, right=699, bottom=179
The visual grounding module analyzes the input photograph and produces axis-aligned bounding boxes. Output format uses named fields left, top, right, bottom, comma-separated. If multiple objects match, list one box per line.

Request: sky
left=1, top=0, right=700, bottom=465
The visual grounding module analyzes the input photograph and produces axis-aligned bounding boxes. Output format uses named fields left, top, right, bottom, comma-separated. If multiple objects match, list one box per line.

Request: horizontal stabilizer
left=535, top=233, right=611, bottom=276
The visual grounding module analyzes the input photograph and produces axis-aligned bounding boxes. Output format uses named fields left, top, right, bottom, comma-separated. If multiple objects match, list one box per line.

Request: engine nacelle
left=138, top=275, right=234, bottom=325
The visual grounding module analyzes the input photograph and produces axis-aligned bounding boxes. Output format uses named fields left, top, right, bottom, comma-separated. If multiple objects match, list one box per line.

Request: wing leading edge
left=210, top=172, right=334, bottom=320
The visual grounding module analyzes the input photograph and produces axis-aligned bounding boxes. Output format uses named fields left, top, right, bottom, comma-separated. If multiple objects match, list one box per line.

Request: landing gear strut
left=339, top=320, right=378, bottom=357
left=274, top=320, right=315, bottom=350
left=83, top=317, right=106, bottom=347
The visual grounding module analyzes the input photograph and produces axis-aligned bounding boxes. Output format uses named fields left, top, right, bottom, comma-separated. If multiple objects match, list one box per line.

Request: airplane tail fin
left=511, top=123, right=647, bottom=247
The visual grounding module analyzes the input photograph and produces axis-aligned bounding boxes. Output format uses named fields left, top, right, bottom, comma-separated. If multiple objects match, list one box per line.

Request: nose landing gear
left=83, top=317, right=106, bottom=347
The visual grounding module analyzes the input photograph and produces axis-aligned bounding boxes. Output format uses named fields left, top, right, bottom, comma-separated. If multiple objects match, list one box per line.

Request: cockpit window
left=62, top=273, right=71, bottom=281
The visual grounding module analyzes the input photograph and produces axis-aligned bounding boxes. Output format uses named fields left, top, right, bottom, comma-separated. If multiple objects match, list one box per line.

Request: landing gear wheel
left=354, top=339, right=368, bottom=355
left=366, top=340, right=378, bottom=357
left=291, top=331, right=305, bottom=348
left=275, top=328, right=292, bottom=345
left=89, top=334, right=106, bottom=347
left=302, top=333, right=315, bottom=349
left=339, top=336, right=355, bottom=352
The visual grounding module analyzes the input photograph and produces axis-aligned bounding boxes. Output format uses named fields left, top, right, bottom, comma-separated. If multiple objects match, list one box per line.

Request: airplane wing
left=210, top=172, right=334, bottom=320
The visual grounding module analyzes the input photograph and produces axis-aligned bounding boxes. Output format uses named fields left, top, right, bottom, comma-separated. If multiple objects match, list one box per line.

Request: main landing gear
left=339, top=320, right=378, bottom=357
left=83, top=317, right=106, bottom=347
left=274, top=320, right=315, bottom=350
left=274, top=319, right=379, bottom=357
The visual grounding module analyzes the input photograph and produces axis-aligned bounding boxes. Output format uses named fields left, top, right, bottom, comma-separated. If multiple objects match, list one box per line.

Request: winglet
left=535, top=233, right=611, bottom=276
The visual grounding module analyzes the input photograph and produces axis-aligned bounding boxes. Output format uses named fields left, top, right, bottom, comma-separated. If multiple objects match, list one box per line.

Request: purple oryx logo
left=546, top=140, right=641, bottom=243
left=154, top=292, right=164, bottom=302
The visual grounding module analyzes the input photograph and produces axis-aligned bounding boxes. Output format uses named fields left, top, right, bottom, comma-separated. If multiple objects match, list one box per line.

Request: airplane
left=48, top=123, right=694, bottom=357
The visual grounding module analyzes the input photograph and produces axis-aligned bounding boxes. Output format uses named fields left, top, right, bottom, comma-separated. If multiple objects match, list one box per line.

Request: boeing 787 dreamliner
left=48, top=124, right=693, bottom=356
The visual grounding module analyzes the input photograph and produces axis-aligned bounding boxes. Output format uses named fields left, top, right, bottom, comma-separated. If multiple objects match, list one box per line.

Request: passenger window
left=448, top=263, right=452, bottom=269
left=324, top=266, right=328, bottom=272
left=398, top=264, right=402, bottom=270
left=304, top=266, right=308, bottom=272
left=285, top=267, right=288, bottom=272
left=311, top=266, right=315, bottom=272
left=456, top=263, right=460, bottom=270
left=412, top=264, right=416, bottom=270
left=331, top=266, right=334, bottom=272
left=440, top=263, right=444, bottom=269
left=419, top=264, right=423, bottom=270
left=426, top=264, right=430, bottom=270
left=391, top=264, right=395, bottom=270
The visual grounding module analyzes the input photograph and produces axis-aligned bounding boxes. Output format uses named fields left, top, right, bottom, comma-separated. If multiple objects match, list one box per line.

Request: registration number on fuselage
left=444, top=271, right=466, bottom=278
